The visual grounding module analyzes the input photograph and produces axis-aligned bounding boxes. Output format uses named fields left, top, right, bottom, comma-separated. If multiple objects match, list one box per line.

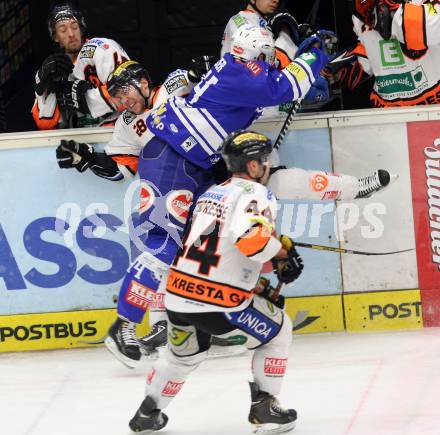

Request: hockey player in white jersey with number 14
left=127, top=130, right=303, bottom=435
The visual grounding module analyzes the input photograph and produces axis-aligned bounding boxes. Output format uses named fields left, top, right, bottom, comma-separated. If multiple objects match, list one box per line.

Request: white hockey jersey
left=165, top=177, right=281, bottom=314
left=352, top=2, right=440, bottom=106
left=221, top=9, right=298, bottom=68
left=32, top=37, right=129, bottom=129
left=104, top=69, right=195, bottom=176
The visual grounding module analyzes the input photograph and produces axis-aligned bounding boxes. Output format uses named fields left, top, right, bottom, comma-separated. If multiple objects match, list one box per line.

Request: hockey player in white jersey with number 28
left=127, top=130, right=303, bottom=435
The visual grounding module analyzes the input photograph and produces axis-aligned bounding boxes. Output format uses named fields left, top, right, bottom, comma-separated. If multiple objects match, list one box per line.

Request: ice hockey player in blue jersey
left=105, top=25, right=329, bottom=367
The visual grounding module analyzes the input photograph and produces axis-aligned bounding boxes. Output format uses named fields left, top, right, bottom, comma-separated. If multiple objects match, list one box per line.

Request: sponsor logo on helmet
left=112, top=60, right=140, bottom=77
left=232, top=45, right=244, bottom=55
left=139, top=183, right=155, bottom=213
left=166, top=190, right=193, bottom=224
left=233, top=132, right=268, bottom=145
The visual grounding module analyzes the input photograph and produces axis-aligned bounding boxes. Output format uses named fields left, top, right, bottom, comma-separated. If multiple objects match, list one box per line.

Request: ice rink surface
left=2, top=328, right=440, bottom=435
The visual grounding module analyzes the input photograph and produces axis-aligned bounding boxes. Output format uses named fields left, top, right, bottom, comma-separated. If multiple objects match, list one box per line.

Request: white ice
left=2, top=328, right=440, bottom=435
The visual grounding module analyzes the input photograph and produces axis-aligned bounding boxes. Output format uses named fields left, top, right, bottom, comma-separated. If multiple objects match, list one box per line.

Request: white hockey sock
left=251, top=314, right=292, bottom=396
left=145, top=347, right=207, bottom=409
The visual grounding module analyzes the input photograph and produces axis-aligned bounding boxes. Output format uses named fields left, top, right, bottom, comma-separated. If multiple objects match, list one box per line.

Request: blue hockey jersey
left=146, top=49, right=325, bottom=168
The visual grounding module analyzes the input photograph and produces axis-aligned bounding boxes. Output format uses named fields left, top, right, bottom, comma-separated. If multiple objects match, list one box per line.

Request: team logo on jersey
left=166, top=190, right=193, bottom=224
left=246, top=61, right=262, bottom=76
left=139, top=183, right=155, bottom=214
left=264, top=358, right=287, bottom=376
left=122, top=110, right=136, bottom=125
left=79, top=45, right=97, bottom=59
left=309, top=173, right=329, bottom=192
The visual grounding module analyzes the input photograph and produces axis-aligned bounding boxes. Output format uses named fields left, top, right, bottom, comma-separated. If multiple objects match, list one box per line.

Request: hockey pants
left=143, top=295, right=293, bottom=410
left=116, top=138, right=215, bottom=323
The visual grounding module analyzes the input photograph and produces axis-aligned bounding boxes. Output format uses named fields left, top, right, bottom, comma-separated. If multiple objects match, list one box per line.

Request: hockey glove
left=254, top=277, right=285, bottom=309
left=354, top=0, right=377, bottom=26
left=56, top=139, right=94, bottom=173
left=303, top=75, right=330, bottom=104
left=268, top=12, right=300, bottom=44
left=35, top=53, right=73, bottom=95
left=271, top=235, right=304, bottom=284
left=297, top=30, right=338, bottom=57
left=187, top=55, right=216, bottom=83
left=56, top=79, right=93, bottom=114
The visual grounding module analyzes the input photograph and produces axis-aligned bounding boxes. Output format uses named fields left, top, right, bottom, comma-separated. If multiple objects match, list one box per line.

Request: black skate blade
left=251, top=421, right=296, bottom=435
left=104, top=336, right=140, bottom=369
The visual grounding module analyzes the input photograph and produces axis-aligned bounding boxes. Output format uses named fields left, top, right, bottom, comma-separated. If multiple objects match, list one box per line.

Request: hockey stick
left=273, top=97, right=303, bottom=150
left=294, top=242, right=413, bottom=256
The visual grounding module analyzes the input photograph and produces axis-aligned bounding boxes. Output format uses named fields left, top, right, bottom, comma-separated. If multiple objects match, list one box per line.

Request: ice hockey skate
left=138, top=320, right=168, bottom=358
left=129, top=396, right=168, bottom=434
left=248, top=382, right=297, bottom=435
left=355, top=169, right=398, bottom=199
left=105, top=317, right=142, bottom=369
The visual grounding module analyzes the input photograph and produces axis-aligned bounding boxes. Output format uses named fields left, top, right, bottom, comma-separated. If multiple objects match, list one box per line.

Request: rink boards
left=1, top=106, right=440, bottom=352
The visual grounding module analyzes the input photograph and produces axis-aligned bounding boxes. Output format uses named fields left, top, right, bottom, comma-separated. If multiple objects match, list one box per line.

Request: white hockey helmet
left=231, top=25, right=276, bottom=66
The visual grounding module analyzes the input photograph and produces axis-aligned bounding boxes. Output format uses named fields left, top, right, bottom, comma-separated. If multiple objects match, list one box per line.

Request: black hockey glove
left=35, top=53, right=73, bottom=95
left=56, top=139, right=94, bottom=173
left=254, top=277, right=285, bottom=309
left=268, top=12, right=300, bottom=44
left=271, top=235, right=304, bottom=284
left=56, top=79, right=93, bottom=114
left=187, top=55, right=216, bottom=83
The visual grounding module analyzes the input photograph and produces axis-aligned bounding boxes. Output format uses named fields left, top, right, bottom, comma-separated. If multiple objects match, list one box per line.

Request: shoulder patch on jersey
left=246, top=61, right=262, bottom=76
left=122, top=110, right=137, bottom=125
left=79, top=45, right=97, bottom=59
left=232, top=14, right=247, bottom=27
left=164, top=73, right=189, bottom=95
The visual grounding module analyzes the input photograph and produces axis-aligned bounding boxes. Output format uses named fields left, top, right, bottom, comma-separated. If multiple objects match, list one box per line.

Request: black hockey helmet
left=107, top=60, right=152, bottom=98
left=221, top=130, right=273, bottom=173
left=48, top=2, right=86, bottom=39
